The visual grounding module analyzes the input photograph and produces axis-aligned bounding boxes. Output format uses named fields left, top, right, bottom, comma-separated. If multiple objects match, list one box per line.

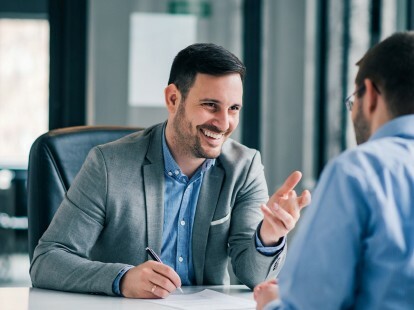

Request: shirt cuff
left=263, top=299, right=283, bottom=310
left=112, top=265, right=134, bottom=296
left=255, top=221, right=286, bottom=256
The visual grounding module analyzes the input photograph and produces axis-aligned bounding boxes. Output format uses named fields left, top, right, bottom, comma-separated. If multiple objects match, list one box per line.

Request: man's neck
left=175, top=156, right=205, bottom=179
left=371, top=98, right=393, bottom=136
left=164, top=125, right=205, bottom=178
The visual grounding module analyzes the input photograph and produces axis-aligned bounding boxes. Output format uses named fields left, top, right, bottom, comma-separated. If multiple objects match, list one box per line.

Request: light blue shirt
left=266, top=115, right=414, bottom=310
left=160, top=129, right=215, bottom=285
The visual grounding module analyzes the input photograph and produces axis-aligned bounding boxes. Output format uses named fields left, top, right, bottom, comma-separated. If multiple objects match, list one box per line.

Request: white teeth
left=202, top=129, right=223, bottom=139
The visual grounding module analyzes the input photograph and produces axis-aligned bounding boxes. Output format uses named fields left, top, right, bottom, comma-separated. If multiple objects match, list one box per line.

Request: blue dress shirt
left=266, top=115, right=414, bottom=309
left=160, top=129, right=215, bottom=285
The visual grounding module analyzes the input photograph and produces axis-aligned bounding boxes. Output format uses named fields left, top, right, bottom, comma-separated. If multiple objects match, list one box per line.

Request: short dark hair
left=355, top=31, right=414, bottom=117
left=167, top=43, right=246, bottom=100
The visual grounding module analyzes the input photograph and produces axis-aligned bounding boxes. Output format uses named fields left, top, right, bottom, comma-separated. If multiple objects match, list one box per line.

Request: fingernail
left=273, top=203, right=279, bottom=211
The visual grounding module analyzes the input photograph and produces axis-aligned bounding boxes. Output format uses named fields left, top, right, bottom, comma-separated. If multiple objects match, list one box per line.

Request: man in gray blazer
left=30, top=43, right=311, bottom=298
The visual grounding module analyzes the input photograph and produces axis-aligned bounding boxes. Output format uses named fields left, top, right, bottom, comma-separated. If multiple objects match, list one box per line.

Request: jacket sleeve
left=228, top=151, right=286, bottom=289
left=30, top=147, right=128, bottom=296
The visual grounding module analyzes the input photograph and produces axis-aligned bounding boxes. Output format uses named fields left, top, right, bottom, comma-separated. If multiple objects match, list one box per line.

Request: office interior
left=0, top=0, right=411, bottom=287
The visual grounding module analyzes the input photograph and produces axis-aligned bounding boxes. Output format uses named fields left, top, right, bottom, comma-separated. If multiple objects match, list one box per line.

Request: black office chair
left=27, top=126, right=143, bottom=261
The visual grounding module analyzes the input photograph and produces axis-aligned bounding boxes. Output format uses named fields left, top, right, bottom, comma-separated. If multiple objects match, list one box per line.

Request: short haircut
left=167, top=43, right=246, bottom=101
left=355, top=31, right=414, bottom=117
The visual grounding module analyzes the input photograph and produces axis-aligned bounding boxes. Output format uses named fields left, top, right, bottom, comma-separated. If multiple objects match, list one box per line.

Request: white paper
left=147, top=289, right=256, bottom=310
left=128, top=13, right=197, bottom=107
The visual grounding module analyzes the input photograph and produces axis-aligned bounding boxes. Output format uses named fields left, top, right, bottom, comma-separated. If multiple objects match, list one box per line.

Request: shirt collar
left=369, top=115, right=414, bottom=142
left=162, top=125, right=215, bottom=180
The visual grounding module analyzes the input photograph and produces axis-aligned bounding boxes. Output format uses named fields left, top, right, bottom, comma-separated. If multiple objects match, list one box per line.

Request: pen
left=145, top=246, right=184, bottom=293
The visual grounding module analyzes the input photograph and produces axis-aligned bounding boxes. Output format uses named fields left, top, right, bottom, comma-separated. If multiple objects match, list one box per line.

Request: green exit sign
left=168, top=1, right=211, bottom=18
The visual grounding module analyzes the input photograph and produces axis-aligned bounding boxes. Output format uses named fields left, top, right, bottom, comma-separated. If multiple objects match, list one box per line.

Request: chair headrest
left=27, top=126, right=143, bottom=261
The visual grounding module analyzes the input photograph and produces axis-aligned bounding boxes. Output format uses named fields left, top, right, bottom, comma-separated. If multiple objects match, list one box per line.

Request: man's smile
left=201, top=128, right=224, bottom=140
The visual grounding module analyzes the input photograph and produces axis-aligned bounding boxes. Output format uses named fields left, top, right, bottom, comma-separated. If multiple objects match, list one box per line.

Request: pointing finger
left=274, top=171, right=302, bottom=198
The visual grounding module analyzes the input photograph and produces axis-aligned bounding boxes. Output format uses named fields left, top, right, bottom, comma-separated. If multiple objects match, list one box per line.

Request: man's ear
left=363, top=78, right=379, bottom=116
left=164, top=84, right=181, bottom=114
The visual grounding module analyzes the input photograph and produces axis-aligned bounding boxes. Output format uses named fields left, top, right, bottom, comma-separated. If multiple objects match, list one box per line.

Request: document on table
left=147, top=289, right=256, bottom=310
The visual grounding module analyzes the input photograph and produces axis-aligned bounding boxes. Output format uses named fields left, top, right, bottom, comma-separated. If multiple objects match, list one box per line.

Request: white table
left=0, top=285, right=254, bottom=310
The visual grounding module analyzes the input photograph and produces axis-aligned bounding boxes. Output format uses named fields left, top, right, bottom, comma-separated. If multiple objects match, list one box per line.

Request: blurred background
left=0, top=0, right=411, bottom=286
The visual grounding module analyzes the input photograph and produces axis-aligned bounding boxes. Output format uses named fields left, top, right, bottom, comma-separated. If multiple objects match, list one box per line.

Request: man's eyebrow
left=199, top=98, right=243, bottom=106
left=199, top=98, right=221, bottom=103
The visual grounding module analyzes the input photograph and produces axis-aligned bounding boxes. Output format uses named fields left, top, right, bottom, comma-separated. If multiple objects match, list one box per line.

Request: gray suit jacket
left=30, top=123, right=285, bottom=296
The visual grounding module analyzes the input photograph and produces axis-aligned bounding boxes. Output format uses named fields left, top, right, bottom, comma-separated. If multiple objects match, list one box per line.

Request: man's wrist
left=112, top=265, right=134, bottom=296
left=263, top=299, right=282, bottom=310
left=259, top=220, right=284, bottom=246
left=255, top=221, right=286, bottom=256
left=257, top=221, right=284, bottom=246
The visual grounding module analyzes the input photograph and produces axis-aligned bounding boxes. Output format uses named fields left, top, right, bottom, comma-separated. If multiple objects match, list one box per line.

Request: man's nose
left=212, top=109, right=230, bottom=132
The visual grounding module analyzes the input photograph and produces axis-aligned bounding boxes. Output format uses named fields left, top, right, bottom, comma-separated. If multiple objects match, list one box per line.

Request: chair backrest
left=27, top=126, right=143, bottom=261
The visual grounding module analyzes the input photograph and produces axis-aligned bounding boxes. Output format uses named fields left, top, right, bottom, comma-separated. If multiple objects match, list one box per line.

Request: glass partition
left=87, top=0, right=243, bottom=140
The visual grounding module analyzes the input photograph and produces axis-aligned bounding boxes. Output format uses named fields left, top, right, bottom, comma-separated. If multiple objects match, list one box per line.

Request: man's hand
left=254, top=279, right=279, bottom=310
left=120, top=261, right=182, bottom=298
left=259, top=171, right=311, bottom=245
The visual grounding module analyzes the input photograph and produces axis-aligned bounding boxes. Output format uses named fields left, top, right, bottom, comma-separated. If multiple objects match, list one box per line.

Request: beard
left=171, top=102, right=224, bottom=159
left=353, top=103, right=371, bottom=145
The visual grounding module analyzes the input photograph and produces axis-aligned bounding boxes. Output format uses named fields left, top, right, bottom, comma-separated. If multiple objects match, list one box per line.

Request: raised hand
left=259, top=171, right=311, bottom=245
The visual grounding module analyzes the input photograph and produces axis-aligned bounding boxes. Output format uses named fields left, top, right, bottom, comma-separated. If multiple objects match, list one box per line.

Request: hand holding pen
left=120, top=248, right=183, bottom=298
left=146, top=247, right=183, bottom=293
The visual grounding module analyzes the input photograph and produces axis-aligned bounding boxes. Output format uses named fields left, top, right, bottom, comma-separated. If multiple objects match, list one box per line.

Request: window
left=0, top=19, right=49, bottom=168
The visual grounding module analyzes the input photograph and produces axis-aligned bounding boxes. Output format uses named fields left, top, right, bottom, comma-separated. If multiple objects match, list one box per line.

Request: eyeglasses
left=344, top=83, right=381, bottom=111
left=344, top=85, right=365, bottom=112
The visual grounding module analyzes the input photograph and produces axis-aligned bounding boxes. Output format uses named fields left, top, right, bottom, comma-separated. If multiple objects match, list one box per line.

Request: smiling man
left=165, top=73, right=242, bottom=175
left=30, top=43, right=310, bottom=298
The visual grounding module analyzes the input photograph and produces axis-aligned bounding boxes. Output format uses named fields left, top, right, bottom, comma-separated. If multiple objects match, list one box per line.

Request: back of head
left=355, top=31, right=414, bottom=117
left=167, top=43, right=246, bottom=100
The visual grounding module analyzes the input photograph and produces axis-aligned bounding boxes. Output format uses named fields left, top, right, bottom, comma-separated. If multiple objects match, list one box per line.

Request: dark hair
left=167, top=43, right=246, bottom=100
left=355, top=31, right=414, bottom=116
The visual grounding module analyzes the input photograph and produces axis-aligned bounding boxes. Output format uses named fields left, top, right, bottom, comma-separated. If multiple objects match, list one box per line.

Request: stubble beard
left=172, top=102, right=223, bottom=160
left=353, top=103, right=371, bottom=145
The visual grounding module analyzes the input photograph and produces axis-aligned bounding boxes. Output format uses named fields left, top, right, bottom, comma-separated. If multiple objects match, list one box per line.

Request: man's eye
left=230, top=105, right=241, bottom=111
left=203, top=102, right=216, bottom=108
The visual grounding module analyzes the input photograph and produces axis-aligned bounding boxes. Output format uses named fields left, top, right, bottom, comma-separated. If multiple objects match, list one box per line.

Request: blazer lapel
left=192, top=164, right=224, bottom=284
left=143, top=125, right=165, bottom=256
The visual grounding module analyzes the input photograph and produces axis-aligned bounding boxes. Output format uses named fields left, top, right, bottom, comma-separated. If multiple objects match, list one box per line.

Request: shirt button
left=168, top=171, right=173, bottom=176
left=178, top=256, right=183, bottom=263
left=174, top=170, right=179, bottom=175
left=180, top=220, right=185, bottom=226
